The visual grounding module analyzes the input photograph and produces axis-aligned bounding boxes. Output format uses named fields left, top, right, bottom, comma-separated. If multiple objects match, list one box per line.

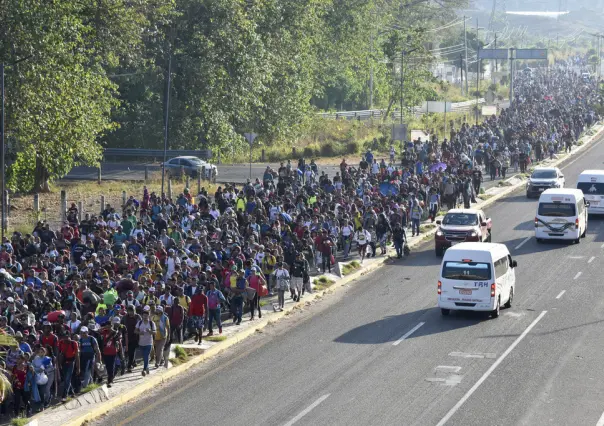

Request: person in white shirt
left=341, top=222, right=354, bottom=259
left=354, top=228, right=371, bottom=262
left=209, top=205, right=220, bottom=220
left=166, top=250, right=180, bottom=277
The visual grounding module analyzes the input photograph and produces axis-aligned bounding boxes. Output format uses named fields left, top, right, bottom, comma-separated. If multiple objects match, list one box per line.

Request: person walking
left=274, top=262, right=290, bottom=311
left=206, top=281, right=226, bottom=336
left=247, top=269, right=265, bottom=320
left=31, top=346, right=54, bottom=411
left=151, top=306, right=170, bottom=368
left=57, top=332, right=80, bottom=401
left=290, top=252, right=307, bottom=302
left=121, top=305, right=141, bottom=373
left=188, top=285, right=207, bottom=344
left=354, top=227, right=371, bottom=262
left=78, top=326, right=101, bottom=388
left=392, top=223, right=407, bottom=259
left=99, top=321, right=120, bottom=388
left=135, top=306, right=155, bottom=376
left=410, top=197, right=423, bottom=237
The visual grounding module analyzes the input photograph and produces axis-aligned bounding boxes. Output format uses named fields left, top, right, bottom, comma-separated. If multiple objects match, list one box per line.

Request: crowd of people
left=0, top=57, right=598, bottom=420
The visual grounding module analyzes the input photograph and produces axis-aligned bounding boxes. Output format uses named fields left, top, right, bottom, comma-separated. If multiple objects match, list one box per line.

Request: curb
left=58, top=123, right=604, bottom=426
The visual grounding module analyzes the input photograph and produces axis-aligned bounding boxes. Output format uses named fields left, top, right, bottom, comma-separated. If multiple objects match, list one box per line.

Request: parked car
left=163, top=156, right=217, bottom=179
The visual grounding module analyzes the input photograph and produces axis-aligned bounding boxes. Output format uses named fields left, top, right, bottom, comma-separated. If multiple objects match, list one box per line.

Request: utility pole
left=464, top=16, right=469, bottom=96
left=509, top=47, right=515, bottom=106
left=494, top=33, right=498, bottom=72
left=459, top=54, right=464, bottom=92
left=476, top=18, right=481, bottom=125
left=400, top=50, right=405, bottom=125
left=0, top=64, right=4, bottom=240
left=161, top=51, right=172, bottom=198
left=369, top=32, right=374, bottom=110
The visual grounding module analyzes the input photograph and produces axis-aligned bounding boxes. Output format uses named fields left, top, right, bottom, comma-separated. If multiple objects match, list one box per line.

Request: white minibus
left=535, top=189, right=587, bottom=243
left=577, top=170, right=604, bottom=215
left=438, top=242, right=517, bottom=318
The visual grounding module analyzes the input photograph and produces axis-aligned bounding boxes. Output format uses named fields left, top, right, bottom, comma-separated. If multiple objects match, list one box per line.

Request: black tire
left=504, top=287, right=513, bottom=309
left=441, top=308, right=450, bottom=316
left=536, top=238, right=543, bottom=243
left=574, top=237, right=580, bottom=244
left=491, top=297, right=500, bottom=318
left=581, top=227, right=586, bottom=238
left=435, top=246, right=444, bottom=257
left=526, top=192, right=531, bottom=199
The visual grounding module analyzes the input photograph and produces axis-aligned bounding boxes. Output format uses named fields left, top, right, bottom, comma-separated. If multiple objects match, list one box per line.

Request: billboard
left=515, top=49, right=548, bottom=60
left=420, top=101, right=452, bottom=113
left=478, top=49, right=509, bottom=60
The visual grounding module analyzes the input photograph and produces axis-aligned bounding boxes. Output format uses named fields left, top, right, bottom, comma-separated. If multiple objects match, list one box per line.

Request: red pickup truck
left=434, top=208, right=492, bottom=256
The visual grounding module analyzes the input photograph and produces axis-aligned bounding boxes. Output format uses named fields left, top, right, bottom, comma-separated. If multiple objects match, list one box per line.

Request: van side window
left=494, top=257, right=509, bottom=278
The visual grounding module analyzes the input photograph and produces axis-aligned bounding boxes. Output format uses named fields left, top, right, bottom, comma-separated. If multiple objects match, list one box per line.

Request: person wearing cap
left=206, top=281, right=225, bottom=336
left=122, top=305, right=142, bottom=372
left=124, top=290, right=140, bottom=310
left=31, top=345, right=55, bottom=410
left=141, top=286, right=159, bottom=307
left=273, top=262, right=290, bottom=311
left=79, top=326, right=101, bottom=388
left=151, top=305, right=170, bottom=368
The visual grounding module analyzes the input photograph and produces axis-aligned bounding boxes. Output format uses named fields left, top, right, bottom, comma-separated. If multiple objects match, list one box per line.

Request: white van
left=535, top=189, right=587, bottom=243
left=577, top=170, right=604, bottom=215
left=438, top=242, right=517, bottom=318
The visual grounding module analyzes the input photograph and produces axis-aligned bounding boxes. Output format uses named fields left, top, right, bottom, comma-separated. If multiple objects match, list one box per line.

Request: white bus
left=577, top=170, right=604, bottom=215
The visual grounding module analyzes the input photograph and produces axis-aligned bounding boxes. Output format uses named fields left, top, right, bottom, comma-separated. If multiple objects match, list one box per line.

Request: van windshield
left=577, top=181, right=604, bottom=195
left=442, top=261, right=492, bottom=280
left=538, top=202, right=576, bottom=217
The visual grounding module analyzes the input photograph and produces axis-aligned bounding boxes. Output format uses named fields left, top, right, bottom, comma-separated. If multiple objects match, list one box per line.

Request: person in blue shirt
left=365, top=150, right=374, bottom=165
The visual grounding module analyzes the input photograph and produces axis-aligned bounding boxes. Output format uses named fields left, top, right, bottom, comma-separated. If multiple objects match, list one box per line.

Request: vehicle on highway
left=535, top=188, right=587, bottom=244
left=163, top=156, right=217, bottom=179
left=434, top=209, right=492, bottom=256
left=576, top=170, right=604, bottom=215
left=437, top=242, right=517, bottom=318
left=526, top=166, right=565, bottom=198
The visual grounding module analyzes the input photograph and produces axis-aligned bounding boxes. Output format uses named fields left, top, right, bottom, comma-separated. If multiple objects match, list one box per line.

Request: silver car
left=163, top=156, right=217, bottom=179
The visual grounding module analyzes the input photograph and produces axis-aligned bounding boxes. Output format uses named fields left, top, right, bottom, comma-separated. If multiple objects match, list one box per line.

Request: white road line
left=589, top=256, right=596, bottom=263
left=392, top=322, right=425, bottom=346
left=283, top=394, right=330, bottom=426
left=435, top=311, right=547, bottom=426
left=574, top=272, right=582, bottom=280
left=555, top=290, right=566, bottom=299
left=601, top=243, right=604, bottom=249
left=596, top=409, right=604, bottom=426
left=514, top=236, right=531, bottom=250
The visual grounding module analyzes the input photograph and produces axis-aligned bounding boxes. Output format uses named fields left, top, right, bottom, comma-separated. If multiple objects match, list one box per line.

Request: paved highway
left=95, top=134, right=604, bottom=426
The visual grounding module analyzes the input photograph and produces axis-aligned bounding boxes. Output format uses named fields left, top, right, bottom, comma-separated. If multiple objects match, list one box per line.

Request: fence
left=318, top=99, right=485, bottom=121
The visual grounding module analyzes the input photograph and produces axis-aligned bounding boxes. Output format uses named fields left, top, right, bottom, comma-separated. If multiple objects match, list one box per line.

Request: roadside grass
left=419, top=223, right=437, bottom=233
left=341, top=260, right=361, bottom=276
left=478, top=193, right=494, bottom=200
left=81, top=383, right=101, bottom=393
left=169, top=345, right=190, bottom=366
left=259, top=300, right=269, bottom=307
left=205, top=335, right=227, bottom=342
left=10, top=419, right=29, bottom=426
left=313, top=275, right=336, bottom=291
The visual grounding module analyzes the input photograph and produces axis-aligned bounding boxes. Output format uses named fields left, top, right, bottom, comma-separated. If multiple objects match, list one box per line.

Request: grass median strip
left=341, top=260, right=361, bottom=276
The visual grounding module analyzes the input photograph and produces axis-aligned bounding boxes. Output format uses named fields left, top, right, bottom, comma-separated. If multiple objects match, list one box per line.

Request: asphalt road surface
left=95, top=133, right=604, bottom=426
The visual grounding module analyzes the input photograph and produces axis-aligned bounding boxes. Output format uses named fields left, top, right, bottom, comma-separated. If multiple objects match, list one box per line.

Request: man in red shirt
left=40, top=322, right=59, bottom=359
left=188, top=287, right=207, bottom=345
left=58, top=332, right=80, bottom=402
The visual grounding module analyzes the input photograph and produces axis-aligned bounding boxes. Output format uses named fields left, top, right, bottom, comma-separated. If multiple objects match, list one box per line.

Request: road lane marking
left=569, top=256, right=585, bottom=259
left=589, top=256, right=596, bottom=263
left=556, top=290, right=566, bottom=299
left=596, top=409, right=604, bottom=426
left=574, top=272, right=582, bottom=280
left=435, top=366, right=462, bottom=373
left=449, top=352, right=496, bottom=359
left=426, top=375, right=463, bottom=386
left=436, top=310, right=547, bottom=426
left=601, top=243, right=604, bottom=249
left=514, top=236, right=531, bottom=250
left=392, top=322, right=425, bottom=346
left=283, top=394, right=330, bottom=426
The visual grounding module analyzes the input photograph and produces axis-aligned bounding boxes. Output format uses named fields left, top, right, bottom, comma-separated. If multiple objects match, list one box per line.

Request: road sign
left=420, top=101, right=452, bottom=113
left=244, top=133, right=258, bottom=146
left=478, top=49, right=509, bottom=60
left=392, top=124, right=407, bottom=141
left=515, top=49, right=548, bottom=60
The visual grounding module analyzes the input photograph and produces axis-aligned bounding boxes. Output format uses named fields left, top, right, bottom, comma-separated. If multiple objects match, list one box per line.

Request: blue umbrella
left=429, top=162, right=447, bottom=173
left=280, top=212, right=293, bottom=223
left=379, top=182, right=399, bottom=196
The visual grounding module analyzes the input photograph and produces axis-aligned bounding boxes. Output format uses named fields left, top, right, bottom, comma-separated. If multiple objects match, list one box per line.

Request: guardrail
left=103, top=148, right=212, bottom=160
left=319, top=99, right=486, bottom=121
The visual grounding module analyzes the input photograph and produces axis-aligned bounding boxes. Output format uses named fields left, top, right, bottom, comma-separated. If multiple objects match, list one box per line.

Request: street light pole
left=400, top=49, right=405, bottom=125
left=161, top=51, right=172, bottom=198
left=1, top=63, right=5, bottom=240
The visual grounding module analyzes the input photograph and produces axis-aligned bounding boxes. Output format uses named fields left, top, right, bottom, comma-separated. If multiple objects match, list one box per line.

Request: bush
left=304, top=145, right=319, bottom=158
left=346, top=141, right=360, bottom=155
left=320, top=142, right=336, bottom=157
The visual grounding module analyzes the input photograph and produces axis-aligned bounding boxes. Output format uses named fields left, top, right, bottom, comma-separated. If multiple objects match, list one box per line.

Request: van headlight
left=436, top=229, right=443, bottom=237
left=469, top=231, right=477, bottom=237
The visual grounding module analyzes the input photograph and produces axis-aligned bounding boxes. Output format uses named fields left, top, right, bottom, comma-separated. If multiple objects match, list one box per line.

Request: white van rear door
left=441, top=261, right=493, bottom=304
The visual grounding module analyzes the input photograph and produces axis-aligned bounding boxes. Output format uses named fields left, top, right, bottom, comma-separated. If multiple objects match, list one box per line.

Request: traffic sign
left=515, top=49, right=548, bottom=60
left=244, top=133, right=258, bottom=146
left=478, top=49, right=509, bottom=60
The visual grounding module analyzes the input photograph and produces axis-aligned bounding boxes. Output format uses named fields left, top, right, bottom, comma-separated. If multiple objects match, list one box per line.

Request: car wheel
left=491, top=297, right=500, bottom=318
left=574, top=237, right=580, bottom=244
left=504, top=287, right=513, bottom=309
left=441, top=309, right=450, bottom=316
left=581, top=227, right=586, bottom=238
left=526, top=192, right=531, bottom=199
left=435, top=246, right=444, bottom=257
left=536, top=238, right=542, bottom=243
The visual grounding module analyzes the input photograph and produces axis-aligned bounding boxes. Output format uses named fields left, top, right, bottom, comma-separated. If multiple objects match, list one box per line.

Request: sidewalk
left=23, top=123, right=604, bottom=426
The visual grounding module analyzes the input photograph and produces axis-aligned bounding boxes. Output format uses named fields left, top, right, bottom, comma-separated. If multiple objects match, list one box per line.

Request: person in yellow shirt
left=151, top=305, right=170, bottom=368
